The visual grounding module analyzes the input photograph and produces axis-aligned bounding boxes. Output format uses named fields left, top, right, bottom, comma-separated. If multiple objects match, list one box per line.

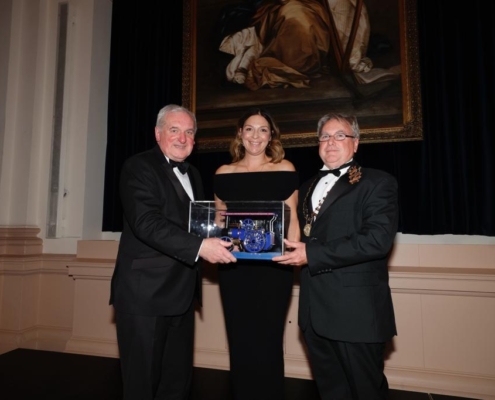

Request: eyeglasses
left=318, top=133, right=355, bottom=142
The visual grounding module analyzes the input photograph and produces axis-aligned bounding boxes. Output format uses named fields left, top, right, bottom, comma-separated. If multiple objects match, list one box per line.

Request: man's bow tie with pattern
left=318, top=161, right=352, bottom=178
left=169, top=159, right=189, bottom=174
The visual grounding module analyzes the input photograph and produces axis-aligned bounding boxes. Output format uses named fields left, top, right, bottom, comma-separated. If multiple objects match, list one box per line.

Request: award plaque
left=189, top=201, right=290, bottom=260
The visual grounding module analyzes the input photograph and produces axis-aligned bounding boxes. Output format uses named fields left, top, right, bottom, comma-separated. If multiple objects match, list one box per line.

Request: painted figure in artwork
left=218, top=0, right=399, bottom=90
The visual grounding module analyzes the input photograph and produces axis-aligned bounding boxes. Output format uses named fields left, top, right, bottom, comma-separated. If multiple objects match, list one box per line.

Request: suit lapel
left=163, top=164, right=191, bottom=204
left=188, top=170, right=200, bottom=200
left=153, top=146, right=191, bottom=205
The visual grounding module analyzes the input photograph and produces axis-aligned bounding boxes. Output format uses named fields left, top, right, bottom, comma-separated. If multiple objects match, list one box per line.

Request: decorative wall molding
left=0, top=228, right=75, bottom=355
left=0, top=325, right=72, bottom=353
left=0, top=226, right=43, bottom=255
left=390, top=266, right=495, bottom=294
left=385, top=367, right=495, bottom=400
left=65, top=336, right=119, bottom=358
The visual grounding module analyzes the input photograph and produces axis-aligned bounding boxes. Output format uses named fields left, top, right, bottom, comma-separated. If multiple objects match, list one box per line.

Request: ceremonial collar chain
left=302, top=177, right=322, bottom=237
left=302, top=164, right=362, bottom=237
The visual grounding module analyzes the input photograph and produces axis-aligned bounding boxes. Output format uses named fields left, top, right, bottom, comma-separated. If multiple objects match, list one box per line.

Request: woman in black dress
left=213, top=108, right=299, bottom=400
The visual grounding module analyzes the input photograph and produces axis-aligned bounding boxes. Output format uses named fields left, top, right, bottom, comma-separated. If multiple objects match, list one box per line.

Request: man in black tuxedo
left=274, top=113, right=398, bottom=399
left=110, top=104, right=236, bottom=400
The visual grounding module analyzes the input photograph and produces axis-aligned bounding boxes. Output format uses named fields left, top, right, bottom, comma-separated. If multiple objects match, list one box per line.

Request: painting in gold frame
left=182, top=0, right=422, bottom=152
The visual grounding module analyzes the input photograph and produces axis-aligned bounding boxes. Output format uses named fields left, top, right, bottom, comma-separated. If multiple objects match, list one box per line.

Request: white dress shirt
left=165, top=156, right=201, bottom=260
left=165, top=156, right=194, bottom=201
left=311, top=163, right=352, bottom=215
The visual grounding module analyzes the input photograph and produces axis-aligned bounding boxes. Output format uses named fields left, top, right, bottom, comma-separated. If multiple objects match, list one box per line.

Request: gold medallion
left=303, top=224, right=312, bottom=237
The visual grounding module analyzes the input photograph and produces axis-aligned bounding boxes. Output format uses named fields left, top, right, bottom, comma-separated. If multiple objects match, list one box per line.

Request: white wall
left=0, top=0, right=39, bottom=226
left=0, top=0, right=13, bottom=178
left=0, top=0, right=112, bottom=254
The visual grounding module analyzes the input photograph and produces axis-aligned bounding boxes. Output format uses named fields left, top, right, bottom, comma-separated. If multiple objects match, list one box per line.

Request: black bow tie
left=318, top=161, right=353, bottom=178
left=169, top=159, right=189, bottom=174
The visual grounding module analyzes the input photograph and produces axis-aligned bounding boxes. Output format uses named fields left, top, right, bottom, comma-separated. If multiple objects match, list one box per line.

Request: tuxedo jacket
left=110, top=145, right=204, bottom=317
left=298, top=163, right=398, bottom=343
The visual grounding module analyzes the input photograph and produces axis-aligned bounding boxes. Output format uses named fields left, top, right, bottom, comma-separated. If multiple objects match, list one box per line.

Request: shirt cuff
left=195, top=239, right=204, bottom=262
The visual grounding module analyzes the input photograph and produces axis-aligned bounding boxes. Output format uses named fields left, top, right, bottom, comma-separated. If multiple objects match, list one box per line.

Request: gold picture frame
left=183, top=0, right=422, bottom=151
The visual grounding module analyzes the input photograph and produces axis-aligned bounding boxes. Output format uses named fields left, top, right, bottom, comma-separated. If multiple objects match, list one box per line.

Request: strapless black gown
left=214, top=171, right=298, bottom=400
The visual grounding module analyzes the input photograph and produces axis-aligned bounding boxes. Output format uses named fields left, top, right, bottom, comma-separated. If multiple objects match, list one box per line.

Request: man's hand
left=272, top=239, right=308, bottom=267
left=199, top=238, right=237, bottom=264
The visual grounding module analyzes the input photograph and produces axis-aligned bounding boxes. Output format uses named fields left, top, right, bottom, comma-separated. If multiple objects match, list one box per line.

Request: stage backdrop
left=103, top=0, right=495, bottom=236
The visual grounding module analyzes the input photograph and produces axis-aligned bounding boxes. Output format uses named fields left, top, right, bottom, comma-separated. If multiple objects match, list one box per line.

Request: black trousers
left=115, top=302, right=195, bottom=400
left=303, top=322, right=389, bottom=400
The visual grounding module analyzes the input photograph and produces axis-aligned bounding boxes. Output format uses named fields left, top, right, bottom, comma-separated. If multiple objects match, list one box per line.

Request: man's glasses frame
left=318, top=133, right=355, bottom=142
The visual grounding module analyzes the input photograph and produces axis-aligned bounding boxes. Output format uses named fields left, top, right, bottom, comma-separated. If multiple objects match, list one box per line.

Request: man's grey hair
left=156, top=104, right=197, bottom=133
left=316, top=113, right=360, bottom=139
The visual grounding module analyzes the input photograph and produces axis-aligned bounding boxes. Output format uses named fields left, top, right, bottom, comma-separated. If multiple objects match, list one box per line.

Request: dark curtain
left=103, top=0, right=495, bottom=236
left=410, top=0, right=494, bottom=235
left=102, top=0, right=183, bottom=231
